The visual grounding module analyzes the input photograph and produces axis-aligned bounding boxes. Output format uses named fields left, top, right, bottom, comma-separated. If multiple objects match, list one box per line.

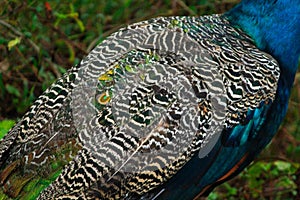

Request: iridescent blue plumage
left=0, top=0, right=299, bottom=199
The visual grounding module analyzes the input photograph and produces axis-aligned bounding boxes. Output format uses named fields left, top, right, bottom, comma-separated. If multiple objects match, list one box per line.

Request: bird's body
left=0, top=0, right=299, bottom=199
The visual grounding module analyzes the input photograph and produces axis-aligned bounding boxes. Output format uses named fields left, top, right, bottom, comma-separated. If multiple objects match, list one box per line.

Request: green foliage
left=0, top=120, right=15, bottom=139
left=7, top=37, right=21, bottom=50
left=209, top=160, right=300, bottom=200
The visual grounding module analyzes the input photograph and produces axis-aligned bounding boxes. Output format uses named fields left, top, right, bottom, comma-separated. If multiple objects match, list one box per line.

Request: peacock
left=0, top=0, right=299, bottom=199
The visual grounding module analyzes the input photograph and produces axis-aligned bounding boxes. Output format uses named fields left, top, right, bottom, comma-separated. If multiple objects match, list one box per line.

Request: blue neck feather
left=225, top=0, right=300, bottom=89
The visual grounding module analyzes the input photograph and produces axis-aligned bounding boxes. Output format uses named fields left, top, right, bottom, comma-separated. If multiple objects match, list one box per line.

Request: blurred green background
left=0, top=0, right=299, bottom=199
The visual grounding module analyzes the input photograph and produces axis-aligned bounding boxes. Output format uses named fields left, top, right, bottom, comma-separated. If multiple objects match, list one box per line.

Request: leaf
left=207, top=192, right=220, bottom=200
left=5, top=84, right=21, bottom=97
left=8, top=37, right=21, bottom=50
left=75, top=17, right=85, bottom=32
left=0, top=120, right=15, bottom=139
left=223, top=183, right=237, bottom=196
left=274, top=161, right=291, bottom=171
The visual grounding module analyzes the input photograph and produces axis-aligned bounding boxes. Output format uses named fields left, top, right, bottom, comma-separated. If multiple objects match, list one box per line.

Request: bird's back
left=0, top=14, right=280, bottom=199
